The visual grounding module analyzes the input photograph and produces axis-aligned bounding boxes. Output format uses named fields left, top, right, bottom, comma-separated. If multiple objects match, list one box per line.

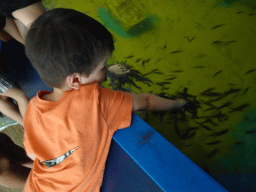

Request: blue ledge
left=2, top=40, right=228, bottom=192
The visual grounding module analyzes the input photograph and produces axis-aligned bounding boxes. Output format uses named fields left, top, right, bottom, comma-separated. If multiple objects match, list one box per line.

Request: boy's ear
left=66, top=73, right=81, bottom=89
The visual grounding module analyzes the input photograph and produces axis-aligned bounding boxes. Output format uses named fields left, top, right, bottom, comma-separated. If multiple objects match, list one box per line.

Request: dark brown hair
left=25, top=8, right=115, bottom=88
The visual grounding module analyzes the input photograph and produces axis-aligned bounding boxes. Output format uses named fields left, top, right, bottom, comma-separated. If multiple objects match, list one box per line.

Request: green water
left=43, top=0, right=256, bottom=190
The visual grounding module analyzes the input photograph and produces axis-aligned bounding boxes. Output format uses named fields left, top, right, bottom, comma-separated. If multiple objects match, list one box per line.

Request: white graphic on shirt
left=40, top=146, right=79, bottom=168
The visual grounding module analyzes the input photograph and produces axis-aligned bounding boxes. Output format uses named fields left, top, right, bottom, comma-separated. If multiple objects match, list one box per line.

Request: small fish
left=198, top=54, right=207, bottom=58
left=142, top=59, right=151, bottom=67
left=164, top=45, right=167, bottom=49
left=248, top=13, right=255, bottom=16
left=211, top=24, right=226, bottom=29
left=202, top=101, right=218, bottom=109
left=205, top=140, right=222, bottom=145
left=223, top=40, right=237, bottom=46
left=202, top=118, right=219, bottom=126
left=229, top=88, right=242, bottom=94
left=228, top=83, right=237, bottom=86
left=184, top=126, right=200, bottom=132
left=135, top=58, right=143, bottom=63
left=165, top=77, right=177, bottom=80
left=124, top=55, right=134, bottom=59
left=244, top=69, right=256, bottom=76
left=245, top=130, right=256, bottom=134
left=214, top=111, right=228, bottom=123
left=237, top=11, right=243, bottom=14
left=155, top=57, right=162, bottom=63
left=209, top=129, right=229, bottom=137
left=217, top=101, right=233, bottom=111
left=229, top=103, right=250, bottom=112
left=181, top=131, right=197, bottom=140
left=206, top=148, right=218, bottom=158
left=193, top=65, right=205, bottom=68
left=194, top=121, right=212, bottom=131
left=213, top=70, right=223, bottom=78
left=201, top=87, right=217, bottom=94
left=172, top=70, right=184, bottom=73
left=201, top=92, right=222, bottom=97
left=144, top=44, right=151, bottom=49
left=156, top=82, right=171, bottom=86
left=154, top=72, right=164, bottom=75
left=161, top=87, right=170, bottom=91
left=243, top=87, right=250, bottom=95
left=142, top=69, right=158, bottom=77
left=212, top=41, right=224, bottom=45
left=171, top=51, right=183, bottom=54
left=188, top=37, right=196, bottom=42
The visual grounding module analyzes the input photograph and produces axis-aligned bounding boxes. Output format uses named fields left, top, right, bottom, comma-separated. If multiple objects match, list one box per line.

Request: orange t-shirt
left=23, top=83, right=133, bottom=192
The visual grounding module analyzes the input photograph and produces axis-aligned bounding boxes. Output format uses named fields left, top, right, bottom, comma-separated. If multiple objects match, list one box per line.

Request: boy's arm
left=3, top=18, right=25, bottom=44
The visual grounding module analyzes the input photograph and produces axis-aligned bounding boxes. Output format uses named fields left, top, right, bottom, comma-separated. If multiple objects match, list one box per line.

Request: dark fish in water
left=181, top=131, right=197, bottom=140
left=194, top=121, right=212, bottom=131
left=213, top=111, right=228, bottom=123
left=201, top=118, right=219, bottom=126
left=124, top=55, right=134, bottom=59
left=144, top=44, right=151, bottom=49
left=171, top=51, right=183, bottom=54
left=135, top=58, right=143, bottom=63
left=217, top=101, right=233, bottom=111
left=142, top=69, right=158, bottom=77
left=206, top=148, right=218, bottom=158
left=212, top=41, right=224, bottom=45
left=201, top=92, right=222, bottom=97
left=205, top=140, right=222, bottom=145
left=184, top=126, right=200, bottom=132
left=184, top=87, right=188, bottom=93
left=172, top=70, right=184, bottom=73
left=164, top=45, right=167, bottom=49
left=154, top=72, right=164, bottom=75
left=248, top=13, right=255, bottom=16
left=200, top=87, right=217, bottom=94
left=228, top=83, right=237, bottom=86
left=198, top=54, right=207, bottom=58
left=213, top=70, right=223, bottom=78
left=245, top=130, right=256, bottom=134
left=211, top=24, right=225, bottom=29
left=156, top=82, right=171, bottom=86
left=223, top=40, right=237, bottom=46
left=161, top=87, right=170, bottom=91
left=229, top=103, right=250, bottom=112
left=243, top=87, right=250, bottom=95
left=244, top=69, right=256, bottom=76
left=155, top=57, right=162, bottom=63
left=202, top=101, right=218, bottom=109
left=193, top=65, right=205, bottom=68
left=166, top=76, right=177, bottom=80
left=209, top=129, right=229, bottom=137
left=142, top=58, right=151, bottom=67
left=237, top=11, right=243, bottom=14
left=188, top=37, right=196, bottom=42
left=222, top=88, right=242, bottom=98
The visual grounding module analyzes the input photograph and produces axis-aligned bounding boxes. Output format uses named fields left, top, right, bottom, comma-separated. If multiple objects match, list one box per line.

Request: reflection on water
left=43, top=0, right=256, bottom=191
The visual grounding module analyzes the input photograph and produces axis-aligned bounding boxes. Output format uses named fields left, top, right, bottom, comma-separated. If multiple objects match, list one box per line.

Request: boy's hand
left=174, top=98, right=188, bottom=108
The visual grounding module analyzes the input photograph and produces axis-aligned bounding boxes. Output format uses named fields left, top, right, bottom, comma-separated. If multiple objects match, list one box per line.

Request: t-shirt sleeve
left=98, top=85, right=133, bottom=132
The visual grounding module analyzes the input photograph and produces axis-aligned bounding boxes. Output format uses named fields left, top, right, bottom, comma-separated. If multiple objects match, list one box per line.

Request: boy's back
left=23, top=83, right=133, bottom=191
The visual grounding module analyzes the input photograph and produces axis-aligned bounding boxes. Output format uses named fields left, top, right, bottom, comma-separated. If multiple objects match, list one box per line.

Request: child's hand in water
left=174, top=98, right=188, bottom=108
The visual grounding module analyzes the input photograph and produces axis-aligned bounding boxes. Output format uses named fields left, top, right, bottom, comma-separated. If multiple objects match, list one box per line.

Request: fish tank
left=2, top=0, right=256, bottom=191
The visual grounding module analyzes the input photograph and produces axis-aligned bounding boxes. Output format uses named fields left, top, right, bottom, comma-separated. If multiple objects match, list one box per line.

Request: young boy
left=1, top=8, right=187, bottom=191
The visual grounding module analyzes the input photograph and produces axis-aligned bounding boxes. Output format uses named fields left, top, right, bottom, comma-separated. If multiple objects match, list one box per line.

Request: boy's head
left=25, top=8, right=115, bottom=89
